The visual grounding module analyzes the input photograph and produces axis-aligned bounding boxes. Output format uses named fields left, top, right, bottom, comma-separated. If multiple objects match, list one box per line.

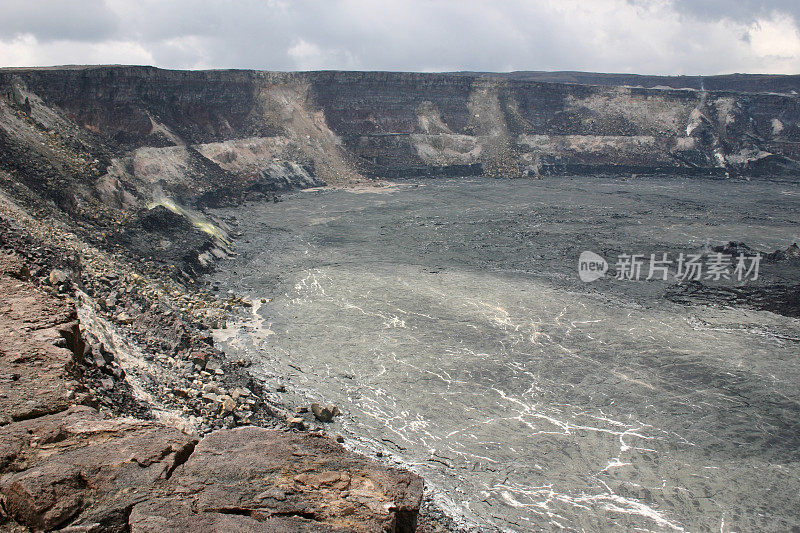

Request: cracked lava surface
left=208, top=176, right=800, bottom=532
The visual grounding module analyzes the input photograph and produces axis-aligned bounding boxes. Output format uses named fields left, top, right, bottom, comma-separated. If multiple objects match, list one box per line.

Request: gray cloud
left=0, top=0, right=119, bottom=42
left=0, top=0, right=798, bottom=74
left=668, top=0, right=799, bottom=22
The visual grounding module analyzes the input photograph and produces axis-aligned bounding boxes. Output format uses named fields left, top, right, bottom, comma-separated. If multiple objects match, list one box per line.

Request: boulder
left=218, top=394, right=236, bottom=415
left=115, top=312, right=134, bottom=324
left=48, top=269, right=69, bottom=285
left=287, top=417, right=307, bottom=430
left=190, top=351, right=209, bottom=369
left=311, top=402, right=341, bottom=423
left=231, top=387, right=251, bottom=400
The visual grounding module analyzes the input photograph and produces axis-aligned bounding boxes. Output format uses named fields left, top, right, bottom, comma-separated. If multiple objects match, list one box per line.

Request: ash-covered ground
left=208, top=175, right=800, bottom=532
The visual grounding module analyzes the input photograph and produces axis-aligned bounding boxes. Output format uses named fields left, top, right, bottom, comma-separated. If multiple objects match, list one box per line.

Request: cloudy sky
left=1, top=0, right=799, bottom=74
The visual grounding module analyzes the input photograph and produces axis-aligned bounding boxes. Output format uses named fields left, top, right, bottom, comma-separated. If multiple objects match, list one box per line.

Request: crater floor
left=209, top=176, right=800, bottom=532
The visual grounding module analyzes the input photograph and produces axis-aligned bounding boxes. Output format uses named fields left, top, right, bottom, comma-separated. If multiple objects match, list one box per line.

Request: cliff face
left=1, top=66, right=799, bottom=219
left=309, top=71, right=800, bottom=178
left=453, top=71, right=800, bottom=94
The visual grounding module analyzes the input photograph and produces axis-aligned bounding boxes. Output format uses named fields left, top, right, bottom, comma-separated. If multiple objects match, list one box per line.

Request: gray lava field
left=208, top=175, right=800, bottom=532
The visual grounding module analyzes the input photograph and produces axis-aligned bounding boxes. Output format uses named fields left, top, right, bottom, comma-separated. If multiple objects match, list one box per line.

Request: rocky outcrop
left=132, top=427, right=423, bottom=533
left=0, top=265, right=424, bottom=532
left=1, top=407, right=422, bottom=532
left=0, top=406, right=196, bottom=532
left=0, top=258, right=88, bottom=425
left=665, top=242, right=800, bottom=318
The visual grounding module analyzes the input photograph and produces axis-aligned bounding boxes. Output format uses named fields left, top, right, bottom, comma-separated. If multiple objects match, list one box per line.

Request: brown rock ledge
left=0, top=265, right=86, bottom=425
left=0, top=406, right=196, bottom=532
left=131, top=427, right=423, bottom=533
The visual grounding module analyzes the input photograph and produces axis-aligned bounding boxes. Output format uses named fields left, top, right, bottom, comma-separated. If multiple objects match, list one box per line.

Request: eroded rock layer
left=1, top=67, right=798, bottom=205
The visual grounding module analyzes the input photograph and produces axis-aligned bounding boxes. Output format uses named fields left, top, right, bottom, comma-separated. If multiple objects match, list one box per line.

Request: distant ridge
left=449, top=70, right=800, bottom=94
left=1, top=65, right=798, bottom=206
left=2, top=65, right=798, bottom=94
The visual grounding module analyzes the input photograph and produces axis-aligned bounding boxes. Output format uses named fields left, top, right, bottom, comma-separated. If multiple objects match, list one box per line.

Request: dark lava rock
left=711, top=241, right=755, bottom=257
left=667, top=242, right=800, bottom=317
left=665, top=280, right=800, bottom=318
left=311, top=402, right=341, bottom=423
left=112, top=205, right=218, bottom=279
left=765, top=243, right=800, bottom=263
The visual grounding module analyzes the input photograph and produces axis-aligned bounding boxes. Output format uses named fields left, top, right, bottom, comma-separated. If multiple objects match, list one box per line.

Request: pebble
left=287, top=417, right=306, bottom=430
left=311, top=402, right=340, bottom=423
left=48, top=269, right=69, bottom=285
left=218, top=395, right=236, bottom=415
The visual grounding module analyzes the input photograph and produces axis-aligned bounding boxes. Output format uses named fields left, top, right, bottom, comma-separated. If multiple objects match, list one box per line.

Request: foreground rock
left=1, top=410, right=422, bottom=532
left=0, top=263, right=86, bottom=425
left=131, top=427, right=423, bottom=533
left=0, top=268, right=424, bottom=532
left=0, top=406, right=196, bottom=532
